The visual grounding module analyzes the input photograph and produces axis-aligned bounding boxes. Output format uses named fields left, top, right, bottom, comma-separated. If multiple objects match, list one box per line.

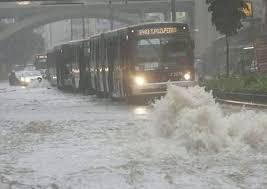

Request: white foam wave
left=152, top=85, right=267, bottom=154
left=27, top=79, right=51, bottom=88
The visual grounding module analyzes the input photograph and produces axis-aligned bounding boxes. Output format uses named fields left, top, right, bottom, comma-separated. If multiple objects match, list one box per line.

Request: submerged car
left=9, top=70, right=43, bottom=86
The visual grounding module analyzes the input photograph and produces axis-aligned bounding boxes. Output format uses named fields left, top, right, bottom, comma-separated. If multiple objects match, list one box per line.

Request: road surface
left=0, top=81, right=267, bottom=189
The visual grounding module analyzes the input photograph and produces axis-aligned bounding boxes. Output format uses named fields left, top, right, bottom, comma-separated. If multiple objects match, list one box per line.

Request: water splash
left=152, top=85, right=267, bottom=154
left=27, top=80, right=51, bottom=88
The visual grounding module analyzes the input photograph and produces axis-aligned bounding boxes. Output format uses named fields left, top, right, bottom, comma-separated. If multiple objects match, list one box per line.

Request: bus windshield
left=135, top=37, right=189, bottom=71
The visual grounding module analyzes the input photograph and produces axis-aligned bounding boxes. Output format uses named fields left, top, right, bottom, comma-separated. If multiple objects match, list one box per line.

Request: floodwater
left=0, top=81, right=267, bottom=189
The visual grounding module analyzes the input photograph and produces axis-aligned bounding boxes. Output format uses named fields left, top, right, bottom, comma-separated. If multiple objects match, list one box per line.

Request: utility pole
left=171, top=0, right=176, bottom=22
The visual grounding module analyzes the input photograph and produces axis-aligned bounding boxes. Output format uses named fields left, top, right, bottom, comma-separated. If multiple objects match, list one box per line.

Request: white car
left=15, top=70, right=43, bottom=86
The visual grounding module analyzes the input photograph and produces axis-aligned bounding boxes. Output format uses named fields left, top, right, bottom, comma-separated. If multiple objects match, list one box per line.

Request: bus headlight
left=184, top=73, right=191, bottom=80
left=134, top=76, right=145, bottom=86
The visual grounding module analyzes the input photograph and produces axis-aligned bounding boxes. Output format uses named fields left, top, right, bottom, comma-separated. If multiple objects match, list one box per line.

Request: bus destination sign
left=138, top=27, right=177, bottom=36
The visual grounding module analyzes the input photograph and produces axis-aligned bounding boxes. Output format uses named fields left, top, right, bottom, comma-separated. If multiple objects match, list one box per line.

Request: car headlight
left=134, top=76, right=145, bottom=86
left=184, top=73, right=191, bottom=81
left=25, top=77, right=31, bottom=83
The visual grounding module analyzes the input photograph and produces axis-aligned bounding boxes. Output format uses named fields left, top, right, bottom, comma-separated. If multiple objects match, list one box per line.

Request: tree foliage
left=206, top=0, right=247, bottom=76
left=206, top=0, right=247, bottom=36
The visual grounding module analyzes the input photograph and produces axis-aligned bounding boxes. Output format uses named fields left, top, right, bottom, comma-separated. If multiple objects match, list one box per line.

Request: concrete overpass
left=0, top=0, right=194, bottom=41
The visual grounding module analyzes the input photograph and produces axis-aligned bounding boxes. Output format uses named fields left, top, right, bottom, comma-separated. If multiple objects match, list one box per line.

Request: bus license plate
left=144, top=62, right=159, bottom=70
left=169, top=72, right=181, bottom=77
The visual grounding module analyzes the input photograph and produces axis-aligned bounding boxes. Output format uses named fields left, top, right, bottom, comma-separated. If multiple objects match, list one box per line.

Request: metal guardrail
left=212, top=89, right=267, bottom=108
left=216, top=99, right=267, bottom=109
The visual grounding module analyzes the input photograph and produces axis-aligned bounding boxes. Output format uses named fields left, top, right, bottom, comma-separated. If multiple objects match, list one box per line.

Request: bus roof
left=49, top=22, right=189, bottom=50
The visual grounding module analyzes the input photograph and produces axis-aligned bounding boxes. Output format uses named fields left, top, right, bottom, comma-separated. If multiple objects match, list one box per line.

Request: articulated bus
left=47, top=39, right=88, bottom=90
left=47, top=22, right=195, bottom=100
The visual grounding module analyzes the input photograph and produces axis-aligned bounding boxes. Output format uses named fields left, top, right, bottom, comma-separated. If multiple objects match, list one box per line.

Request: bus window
left=34, top=55, right=47, bottom=70
left=135, top=37, right=189, bottom=71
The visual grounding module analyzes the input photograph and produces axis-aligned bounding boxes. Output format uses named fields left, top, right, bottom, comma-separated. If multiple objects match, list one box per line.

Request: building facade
left=39, top=17, right=128, bottom=50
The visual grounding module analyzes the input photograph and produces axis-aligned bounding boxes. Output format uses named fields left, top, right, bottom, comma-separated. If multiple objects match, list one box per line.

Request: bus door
left=56, top=49, right=64, bottom=88
left=83, top=41, right=92, bottom=92
left=106, top=39, right=111, bottom=96
left=112, top=35, right=124, bottom=98
left=122, top=34, right=132, bottom=96
left=120, top=34, right=130, bottom=97
left=47, top=51, right=57, bottom=86
left=89, top=41, right=96, bottom=92
left=97, top=39, right=104, bottom=94
left=72, top=45, right=80, bottom=90
left=106, top=37, right=115, bottom=96
left=78, top=44, right=85, bottom=90
left=100, top=36, right=108, bottom=96
left=103, top=38, right=110, bottom=96
left=94, top=39, right=103, bottom=95
left=93, top=40, right=98, bottom=93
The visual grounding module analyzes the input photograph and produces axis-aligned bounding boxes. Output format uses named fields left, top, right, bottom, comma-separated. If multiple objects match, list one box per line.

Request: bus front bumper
left=131, top=80, right=198, bottom=96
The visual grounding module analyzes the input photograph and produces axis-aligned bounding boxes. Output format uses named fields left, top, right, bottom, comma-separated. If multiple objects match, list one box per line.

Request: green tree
left=206, top=0, right=247, bottom=76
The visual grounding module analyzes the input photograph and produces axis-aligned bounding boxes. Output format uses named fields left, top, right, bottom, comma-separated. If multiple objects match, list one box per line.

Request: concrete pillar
left=263, top=0, right=267, bottom=31
left=49, top=23, right=53, bottom=47
left=164, top=11, right=170, bottom=21
left=70, top=19, right=73, bottom=40
left=139, top=11, right=146, bottom=23
left=186, top=8, right=194, bottom=34
left=171, top=0, right=176, bottom=22
left=82, top=17, right=85, bottom=39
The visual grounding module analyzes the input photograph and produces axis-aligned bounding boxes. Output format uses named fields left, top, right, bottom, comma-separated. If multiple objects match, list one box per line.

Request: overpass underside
left=0, top=0, right=194, bottom=42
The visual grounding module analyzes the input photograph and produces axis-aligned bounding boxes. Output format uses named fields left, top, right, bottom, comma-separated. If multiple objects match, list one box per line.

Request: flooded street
left=0, top=81, right=267, bottom=189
